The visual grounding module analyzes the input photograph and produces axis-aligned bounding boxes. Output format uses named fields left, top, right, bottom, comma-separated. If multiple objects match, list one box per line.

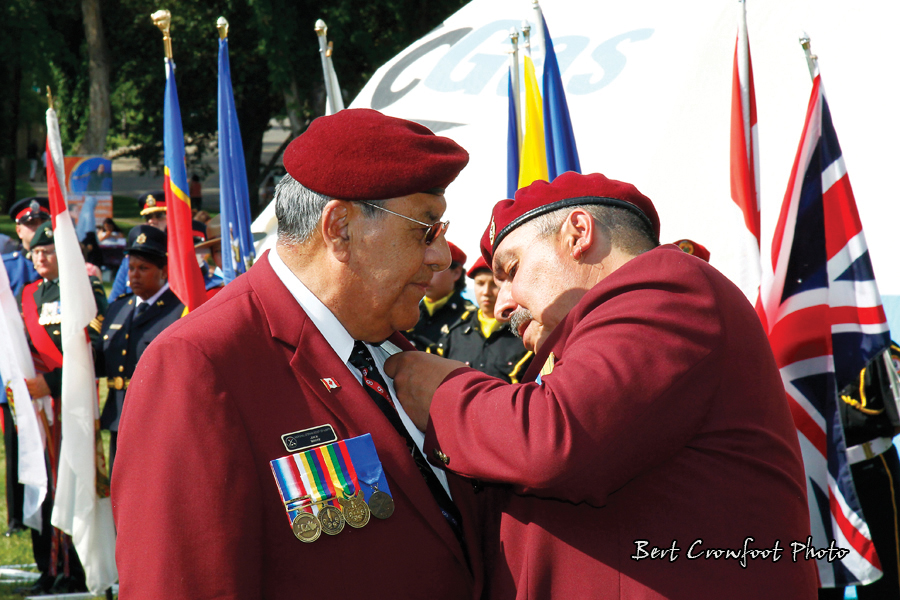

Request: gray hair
left=530, top=204, right=659, bottom=256
left=275, top=174, right=385, bottom=244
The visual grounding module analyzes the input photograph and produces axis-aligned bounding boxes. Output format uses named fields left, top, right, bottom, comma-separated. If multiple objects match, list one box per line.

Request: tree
left=78, top=0, right=111, bottom=155
left=13, top=0, right=470, bottom=216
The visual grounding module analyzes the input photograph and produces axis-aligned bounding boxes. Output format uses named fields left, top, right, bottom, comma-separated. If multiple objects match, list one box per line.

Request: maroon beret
left=447, top=241, right=467, bottom=267
left=466, top=255, right=491, bottom=279
left=283, top=108, right=469, bottom=200
left=675, top=239, right=710, bottom=262
left=480, top=172, right=660, bottom=263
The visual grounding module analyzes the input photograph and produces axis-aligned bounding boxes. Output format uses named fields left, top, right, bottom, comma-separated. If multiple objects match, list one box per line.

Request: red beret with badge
left=466, top=255, right=491, bottom=279
left=447, top=241, right=467, bottom=267
left=674, top=239, right=710, bottom=262
left=480, top=172, right=661, bottom=263
left=282, top=109, right=469, bottom=201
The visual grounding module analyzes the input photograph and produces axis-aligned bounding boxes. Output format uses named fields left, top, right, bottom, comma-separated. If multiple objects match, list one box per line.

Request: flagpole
left=799, top=33, right=818, bottom=81
left=508, top=29, right=522, bottom=150
left=315, top=19, right=339, bottom=115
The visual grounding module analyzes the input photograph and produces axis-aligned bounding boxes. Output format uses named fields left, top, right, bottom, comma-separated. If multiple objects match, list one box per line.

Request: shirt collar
left=269, top=246, right=355, bottom=364
left=135, top=282, right=170, bottom=307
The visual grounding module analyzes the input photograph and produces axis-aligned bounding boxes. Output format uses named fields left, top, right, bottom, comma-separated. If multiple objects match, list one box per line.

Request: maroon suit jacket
left=424, top=245, right=818, bottom=599
left=112, top=252, right=484, bottom=599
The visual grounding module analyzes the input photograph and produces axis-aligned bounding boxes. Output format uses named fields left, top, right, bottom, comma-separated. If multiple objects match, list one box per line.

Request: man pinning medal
left=113, top=109, right=488, bottom=599
left=386, top=172, right=818, bottom=599
left=94, top=225, right=183, bottom=478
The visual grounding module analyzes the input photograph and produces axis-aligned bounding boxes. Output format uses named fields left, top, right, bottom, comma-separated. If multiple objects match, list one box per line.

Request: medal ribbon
left=269, top=455, right=313, bottom=525
left=322, top=442, right=358, bottom=498
left=299, top=447, right=337, bottom=511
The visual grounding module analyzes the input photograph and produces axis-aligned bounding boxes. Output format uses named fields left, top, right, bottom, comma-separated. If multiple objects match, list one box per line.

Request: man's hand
left=384, top=352, right=467, bottom=431
left=25, top=374, right=50, bottom=399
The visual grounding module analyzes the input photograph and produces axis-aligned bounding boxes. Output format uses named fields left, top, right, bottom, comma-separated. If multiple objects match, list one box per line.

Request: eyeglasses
left=360, top=202, right=449, bottom=246
left=31, top=247, right=56, bottom=257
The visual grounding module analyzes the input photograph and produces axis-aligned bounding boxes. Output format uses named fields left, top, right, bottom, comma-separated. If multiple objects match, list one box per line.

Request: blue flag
left=541, top=18, right=580, bottom=180
left=506, top=71, right=520, bottom=199
left=218, top=36, right=256, bottom=283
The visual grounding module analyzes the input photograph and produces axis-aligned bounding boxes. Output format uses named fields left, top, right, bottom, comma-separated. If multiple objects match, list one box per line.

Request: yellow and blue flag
left=507, top=11, right=581, bottom=195
left=164, top=57, right=208, bottom=311
left=218, top=35, right=256, bottom=283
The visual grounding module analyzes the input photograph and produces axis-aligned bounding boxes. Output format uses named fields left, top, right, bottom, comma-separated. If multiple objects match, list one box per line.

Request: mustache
left=509, top=309, right=533, bottom=339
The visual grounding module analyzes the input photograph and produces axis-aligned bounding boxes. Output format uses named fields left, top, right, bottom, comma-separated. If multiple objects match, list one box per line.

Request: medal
left=271, top=433, right=393, bottom=540
left=292, top=512, right=321, bottom=543
left=340, top=491, right=371, bottom=528
left=368, top=488, right=395, bottom=520
left=318, top=504, right=345, bottom=535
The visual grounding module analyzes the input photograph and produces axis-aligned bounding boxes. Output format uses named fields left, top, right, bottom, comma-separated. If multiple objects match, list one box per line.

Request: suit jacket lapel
left=248, top=251, right=468, bottom=568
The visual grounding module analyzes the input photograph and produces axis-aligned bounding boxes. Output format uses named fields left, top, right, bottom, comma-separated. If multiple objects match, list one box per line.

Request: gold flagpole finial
left=217, top=17, right=229, bottom=39
left=315, top=19, right=327, bottom=37
left=46, top=86, right=54, bottom=110
left=151, top=10, right=174, bottom=59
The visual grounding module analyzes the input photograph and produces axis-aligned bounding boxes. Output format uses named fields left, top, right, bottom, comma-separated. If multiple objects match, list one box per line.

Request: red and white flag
left=45, top=106, right=118, bottom=593
left=729, top=0, right=761, bottom=304
left=0, top=261, right=48, bottom=533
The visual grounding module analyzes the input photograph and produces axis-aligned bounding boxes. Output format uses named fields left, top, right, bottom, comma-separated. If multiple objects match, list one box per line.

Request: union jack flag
left=759, top=74, right=890, bottom=587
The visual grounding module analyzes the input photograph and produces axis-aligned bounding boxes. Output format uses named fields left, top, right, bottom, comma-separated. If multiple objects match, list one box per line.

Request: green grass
left=0, top=390, right=115, bottom=598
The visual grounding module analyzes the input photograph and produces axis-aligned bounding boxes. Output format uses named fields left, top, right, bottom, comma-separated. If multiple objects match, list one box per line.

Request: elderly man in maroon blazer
left=112, top=109, right=488, bottom=599
left=387, top=172, right=819, bottom=599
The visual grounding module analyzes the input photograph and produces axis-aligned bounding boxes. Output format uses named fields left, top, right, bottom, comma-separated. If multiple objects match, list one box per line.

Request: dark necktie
left=135, top=302, right=149, bottom=318
left=348, top=341, right=468, bottom=561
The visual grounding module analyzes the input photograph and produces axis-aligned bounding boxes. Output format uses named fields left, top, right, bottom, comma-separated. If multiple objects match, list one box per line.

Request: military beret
left=139, top=192, right=167, bottom=216
left=30, top=221, right=55, bottom=248
left=282, top=108, right=469, bottom=200
left=10, top=197, right=50, bottom=224
left=126, top=225, right=167, bottom=260
left=675, top=239, right=710, bottom=262
left=480, top=172, right=661, bottom=263
left=466, top=255, right=491, bottom=279
left=447, top=241, right=466, bottom=267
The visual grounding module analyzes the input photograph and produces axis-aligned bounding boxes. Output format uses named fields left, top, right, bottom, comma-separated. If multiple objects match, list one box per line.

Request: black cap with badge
left=10, top=197, right=51, bottom=224
left=126, top=225, right=167, bottom=266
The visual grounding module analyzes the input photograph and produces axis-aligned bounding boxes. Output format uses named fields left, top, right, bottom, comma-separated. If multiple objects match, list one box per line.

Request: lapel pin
left=320, top=377, right=341, bottom=391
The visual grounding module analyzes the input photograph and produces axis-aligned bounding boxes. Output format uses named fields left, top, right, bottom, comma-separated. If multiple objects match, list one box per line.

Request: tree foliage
left=3, top=0, right=469, bottom=214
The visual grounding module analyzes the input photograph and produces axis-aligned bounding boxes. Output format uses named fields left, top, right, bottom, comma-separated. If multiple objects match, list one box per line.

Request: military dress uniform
left=821, top=343, right=900, bottom=600
left=2, top=198, right=48, bottom=537
left=96, top=288, right=182, bottom=475
left=17, top=222, right=106, bottom=593
left=96, top=224, right=183, bottom=476
left=437, top=310, right=533, bottom=383
left=405, top=289, right=475, bottom=352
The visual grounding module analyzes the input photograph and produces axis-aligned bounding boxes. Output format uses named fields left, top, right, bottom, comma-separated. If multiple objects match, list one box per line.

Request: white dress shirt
left=134, top=282, right=170, bottom=309
left=269, top=247, right=451, bottom=497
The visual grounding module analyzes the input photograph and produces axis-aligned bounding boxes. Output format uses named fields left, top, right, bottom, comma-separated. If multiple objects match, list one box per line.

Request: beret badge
left=46, top=229, right=53, bottom=239
left=136, top=233, right=147, bottom=245
left=678, top=240, right=694, bottom=255
left=489, top=218, right=496, bottom=246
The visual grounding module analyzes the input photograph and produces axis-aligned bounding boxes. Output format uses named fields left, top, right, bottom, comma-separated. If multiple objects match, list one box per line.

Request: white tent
left=255, top=0, right=900, bottom=331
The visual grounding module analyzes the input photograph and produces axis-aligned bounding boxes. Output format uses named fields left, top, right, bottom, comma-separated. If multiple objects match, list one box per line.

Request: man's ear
left=321, top=200, right=352, bottom=263
left=559, top=208, right=595, bottom=260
